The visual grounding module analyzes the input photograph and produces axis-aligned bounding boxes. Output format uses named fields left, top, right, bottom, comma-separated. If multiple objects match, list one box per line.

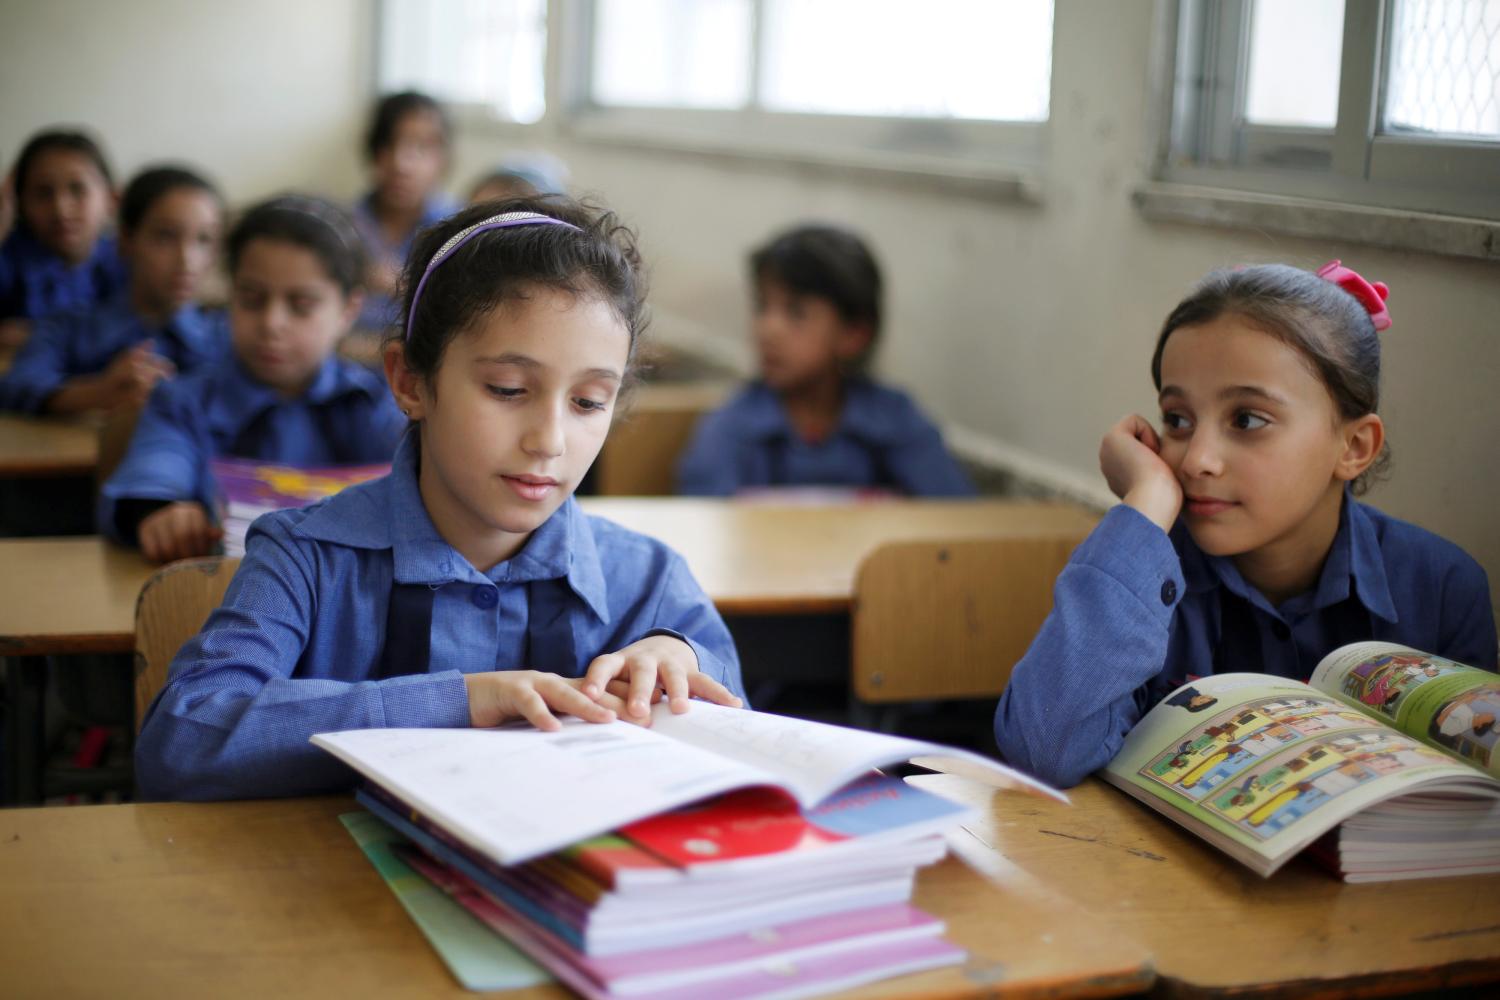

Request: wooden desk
left=0, top=795, right=1152, bottom=999
left=578, top=498, right=1099, bottom=615
left=913, top=773, right=1500, bottom=998
left=0, top=412, right=101, bottom=478
left=0, top=536, right=156, bottom=656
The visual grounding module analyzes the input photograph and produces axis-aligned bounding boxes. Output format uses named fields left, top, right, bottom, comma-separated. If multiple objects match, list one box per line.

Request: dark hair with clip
left=10, top=128, right=114, bottom=214
left=750, top=224, right=883, bottom=349
left=394, top=195, right=645, bottom=384
left=365, top=90, right=451, bottom=161
left=226, top=195, right=366, bottom=295
left=119, top=165, right=222, bottom=236
left=1151, top=263, right=1389, bottom=494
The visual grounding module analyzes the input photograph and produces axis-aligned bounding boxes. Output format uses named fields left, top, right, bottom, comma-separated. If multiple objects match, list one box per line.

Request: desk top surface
left=0, top=411, right=100, bottom=477
left=578, top=497, right=1099, bottom=614
left=0, top=794, right=1151, bottom=999
left=912, top=773, right=1500, bottom=998
left=0, top=536, right=155, bottom=655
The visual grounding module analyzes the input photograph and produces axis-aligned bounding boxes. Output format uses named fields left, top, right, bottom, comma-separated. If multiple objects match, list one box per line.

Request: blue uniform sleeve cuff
left=1072, top=505, right=1186, bottom=627
left=377, top=671, right=472, bottom=728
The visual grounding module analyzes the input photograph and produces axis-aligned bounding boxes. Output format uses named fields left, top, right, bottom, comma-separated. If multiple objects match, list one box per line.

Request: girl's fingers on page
left=583, top=652, right=626, bottom=698
left=540, top=675, right=615, bottom=724
left=625, top=656, right=658, bottom=719
left=594, top=688, right=647, bottom=727
left=514, top=686, right=562, bottom=732
left=659, top=663, right=692, bottom=713
left=686, top=672, right=743, bottom=708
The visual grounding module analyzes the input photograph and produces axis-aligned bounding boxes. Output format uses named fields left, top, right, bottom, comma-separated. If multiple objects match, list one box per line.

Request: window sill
left=560, top=115, right=1043, bottom=204
left=1133, top=182, right=1500, bottom=262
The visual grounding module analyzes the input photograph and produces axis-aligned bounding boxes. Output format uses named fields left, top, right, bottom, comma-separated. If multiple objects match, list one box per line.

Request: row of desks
left=3, top=773, right=1496, bottom=997
left=0, top=498, right=1101, bottom=656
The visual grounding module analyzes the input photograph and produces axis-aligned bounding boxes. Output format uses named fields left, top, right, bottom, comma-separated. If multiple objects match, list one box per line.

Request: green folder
left=340, top=810, right=552, bottom=991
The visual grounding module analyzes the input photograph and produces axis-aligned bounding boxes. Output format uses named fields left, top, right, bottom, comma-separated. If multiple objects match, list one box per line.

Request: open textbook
left=313, top=701, right=1065, bottom=867
left=1102, top=641, right=1500, bottom=879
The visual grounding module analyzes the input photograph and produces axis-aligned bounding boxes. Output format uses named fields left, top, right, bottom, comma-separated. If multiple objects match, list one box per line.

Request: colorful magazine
left=211, top=456, right=389, bottom=555
left=1101, top=642, right=1500, bottom=879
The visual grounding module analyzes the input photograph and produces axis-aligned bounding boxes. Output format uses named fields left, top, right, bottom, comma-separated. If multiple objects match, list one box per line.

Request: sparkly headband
left=405, top=211, right=582, bottom=338
left=1316, top=259, right=1392, bottom=332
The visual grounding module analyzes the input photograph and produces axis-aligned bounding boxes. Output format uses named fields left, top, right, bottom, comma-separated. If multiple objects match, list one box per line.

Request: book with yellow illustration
left=1101, top=641, right=1500, bottom=881
left=212, top=456, right=390, bottom=556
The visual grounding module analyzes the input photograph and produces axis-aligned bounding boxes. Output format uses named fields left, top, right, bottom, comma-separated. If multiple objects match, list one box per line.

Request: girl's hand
left=104, top=341, right=176, bottom=408
left=1099, top=413, right=1182, bottom=532
left=582, top=635, right=742, bottom=726
left=139, top=501, right=223, bottom=564
left=464, top=671, right=617, bottom=730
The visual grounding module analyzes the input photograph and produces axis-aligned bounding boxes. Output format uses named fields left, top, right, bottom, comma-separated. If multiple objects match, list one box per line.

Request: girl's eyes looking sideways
left=1160, top=410, right=1271, bottom=434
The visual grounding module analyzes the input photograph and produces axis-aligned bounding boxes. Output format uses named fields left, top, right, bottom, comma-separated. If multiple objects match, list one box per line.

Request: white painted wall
left=2, top=0, right=1496, bottom=623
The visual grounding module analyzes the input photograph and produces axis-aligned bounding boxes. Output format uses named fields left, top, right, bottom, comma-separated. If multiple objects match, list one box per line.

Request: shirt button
left=1271, top=621, right=1291, bottom=641
left=1160, top=580, right=1178, bottom=605
left=471, top=586, right=499, bottom=610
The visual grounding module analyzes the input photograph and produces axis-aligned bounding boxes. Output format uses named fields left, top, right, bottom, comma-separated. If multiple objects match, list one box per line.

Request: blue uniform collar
left=1178, top=492, right=1398, bottom=623
left=738, top=378, right=901, bottom=444
left=203, top=355, right=378, bottom=437
left=98, top=291, right=220, bottom=351
left=295, top=428, right=611, bottom=622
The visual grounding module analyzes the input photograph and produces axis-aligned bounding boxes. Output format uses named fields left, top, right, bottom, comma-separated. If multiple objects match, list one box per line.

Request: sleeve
left=97, top=382, right=208, bottom=542
left=1438, top=560, right=1498, bottom=672
left=992, top=505, right=1186, bottom=788
left=878, top=397, right=976, bottom=497
left=0, top=311, right=74, bottom=412
left=675, top=409, right=741, bottom=496
left=133, top=517, right=472, bottom=801
left=638, top=553, right=747, bottom=704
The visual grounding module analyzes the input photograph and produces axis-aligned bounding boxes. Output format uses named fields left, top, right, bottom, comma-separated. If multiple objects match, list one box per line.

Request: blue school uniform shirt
left=0, top=227, right=128, bottom=321
left=994, top=497, right=1498, bottom=788
left=351, top=191, right=458, bottom=331
left=0, top=294, right=227, bottom=413
left=675, top=379, right=975, bottom=497
left=134, top=428, right=746, bottom=800
left=98, top=354, right=407, bottom=540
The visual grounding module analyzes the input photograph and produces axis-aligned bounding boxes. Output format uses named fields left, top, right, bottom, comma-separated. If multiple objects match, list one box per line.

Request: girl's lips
left=1184, top=496, right=1237, bottom=517
left=502, top=475, right=559, bottom=502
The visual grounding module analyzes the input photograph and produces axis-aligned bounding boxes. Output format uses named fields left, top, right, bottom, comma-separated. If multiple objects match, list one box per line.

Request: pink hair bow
left=1316, top=259, right=1392, bottom=332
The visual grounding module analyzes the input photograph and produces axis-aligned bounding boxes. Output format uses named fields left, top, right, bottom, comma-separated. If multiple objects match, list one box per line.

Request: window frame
left=555, top=0, right=1053, bottom=194
left=1157, top=0, right=1500, bottom=223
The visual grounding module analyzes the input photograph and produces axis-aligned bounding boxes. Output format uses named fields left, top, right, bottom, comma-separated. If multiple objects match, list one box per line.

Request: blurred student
left=468, top=152, right=570, bottom=204
left=677, top=224, right=973, bottom=496
left=352, top=91, right=458, bottom=332
left=0, top=129, right=127, bottom=347
left=101, top=195, right=404, bottom=563
left=0, top=165, right=226, bottom=414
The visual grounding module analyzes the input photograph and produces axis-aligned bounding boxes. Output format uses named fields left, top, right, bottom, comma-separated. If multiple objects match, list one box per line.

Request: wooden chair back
left=851, top=535, right=1081, bottom=703
left=596, top=382, right=731, bottom=495
left=134, top=556, right=240, bottom=732
left=96, top=401, right=143, bottom=488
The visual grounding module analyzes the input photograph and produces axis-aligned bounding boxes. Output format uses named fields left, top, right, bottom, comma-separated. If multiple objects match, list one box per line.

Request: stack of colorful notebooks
left=315, top=702, right=1065, bottom=998
left=211, top=456, right=390, bottom=556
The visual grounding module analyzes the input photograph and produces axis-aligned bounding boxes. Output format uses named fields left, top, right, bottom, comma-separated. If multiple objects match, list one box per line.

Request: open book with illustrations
left=1102, top=641, right=1500, bottom=880
left=313, top=700, right=1065, bottom=867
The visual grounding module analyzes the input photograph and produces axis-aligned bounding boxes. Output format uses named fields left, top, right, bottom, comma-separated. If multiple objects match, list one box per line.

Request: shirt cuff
left=377, top=671, right=472, bottom=728
left=1071, top=504, right=1186, bottom=628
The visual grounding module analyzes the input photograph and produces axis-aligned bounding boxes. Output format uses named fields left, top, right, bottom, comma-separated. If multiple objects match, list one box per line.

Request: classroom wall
left=0, top=0, right=373, bottom=204
left=3, top=0, right=1497, bottom=624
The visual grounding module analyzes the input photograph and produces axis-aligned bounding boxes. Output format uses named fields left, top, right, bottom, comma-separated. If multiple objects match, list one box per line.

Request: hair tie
left=1315, top=259, right=1391, bottom=332
left=405, top=211, right=581, bottom=339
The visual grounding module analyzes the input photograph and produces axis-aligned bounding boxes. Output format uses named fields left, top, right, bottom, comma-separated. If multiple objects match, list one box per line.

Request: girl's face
left=372, top=110, right=448, bottom=212
left=1157, top=315, right=1370, bottom=564
left=395, top=288, right=629, bottom=571
left=752, top=278, right=868, bottom=393
left=19, top=149, right=113, bottom=264
left=121, top=187, right=221, bottom=318
left=229, top=238, right=360, bottom=396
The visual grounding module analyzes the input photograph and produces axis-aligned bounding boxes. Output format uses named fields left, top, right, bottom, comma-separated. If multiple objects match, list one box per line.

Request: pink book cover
left=402, top=846, right=961, bottom=999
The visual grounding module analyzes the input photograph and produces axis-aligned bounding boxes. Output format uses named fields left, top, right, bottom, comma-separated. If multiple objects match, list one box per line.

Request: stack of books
left=315, top=702, right=1065, bottom=998
left=211, top=457, right=390, bottom=556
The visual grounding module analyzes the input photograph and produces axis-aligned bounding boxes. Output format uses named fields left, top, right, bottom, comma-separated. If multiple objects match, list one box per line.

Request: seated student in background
left=994, top=262, right=1497, bottom=789
left=101, top=195, right=404, bottom=564
left=352, top=90, right=458, bottom=332
left=135, top=197, right=745, bottom=800
left=0, top=129, right=127, bottom=347
left=676, top=224, right=974, bottom=497
left=468, top=151, right=570, bottom=204
left=0, top=165, right=226, bottom=414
